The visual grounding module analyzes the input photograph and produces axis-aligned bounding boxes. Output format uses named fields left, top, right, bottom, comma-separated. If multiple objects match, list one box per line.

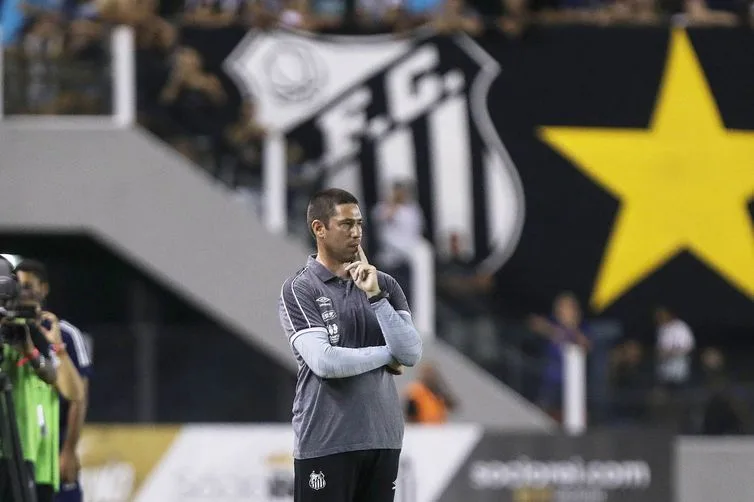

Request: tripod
left=0, top=367, right=36, bottom=502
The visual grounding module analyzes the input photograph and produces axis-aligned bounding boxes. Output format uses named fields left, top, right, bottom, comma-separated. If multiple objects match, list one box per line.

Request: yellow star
left=538, top=29, right=754, bottom=312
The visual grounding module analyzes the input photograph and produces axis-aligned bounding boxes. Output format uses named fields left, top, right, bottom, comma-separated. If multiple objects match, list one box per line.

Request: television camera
left=0, top=258, right=44, bottom=345
left=0, top=256, right=40, bottom=502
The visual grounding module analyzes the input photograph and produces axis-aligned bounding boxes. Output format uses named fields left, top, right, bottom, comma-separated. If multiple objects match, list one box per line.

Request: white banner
left=130, top=424, right=482, bottom=502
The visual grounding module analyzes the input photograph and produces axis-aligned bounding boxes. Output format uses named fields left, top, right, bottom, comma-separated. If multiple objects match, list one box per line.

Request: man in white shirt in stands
left=654, top=307, right=695, bottom=390
left=372, top=180, right=424, bottom=304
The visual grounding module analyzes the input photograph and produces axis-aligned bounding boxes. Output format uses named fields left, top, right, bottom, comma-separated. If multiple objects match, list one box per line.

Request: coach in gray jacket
left=278, top=188, right=423, bottom=502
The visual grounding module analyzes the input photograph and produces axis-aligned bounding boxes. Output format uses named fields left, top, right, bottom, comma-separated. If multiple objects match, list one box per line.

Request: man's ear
left=311, top=220, right=326, bottom=239
left=41, top=283, right=50, bottom=300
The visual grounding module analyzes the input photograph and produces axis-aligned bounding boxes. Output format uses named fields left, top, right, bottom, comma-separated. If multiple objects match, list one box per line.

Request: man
left=13, top=259, right=87, bottom=502
left=278, top=188, right=423, bottom=502
left=404, top=362, right=457, bottom=424
left=436, top=232, right=496, bottom=363
left=0, top=258, right=84, bottom=502
left=371, top=180, right=424, bottom=302
left=0, top=324, right=58, bottom=502
left=528, top=291, right=591, bottom=422
left=53, top=322, right=91, bottom=502
left=610, top=339, right=652, bottom=424
left=654, top=307, right=695, bottom=390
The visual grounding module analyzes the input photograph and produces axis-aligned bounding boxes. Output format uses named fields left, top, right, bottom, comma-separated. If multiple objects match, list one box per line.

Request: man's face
left=624, top=341, right=642, bottom=365
left=392, top=185, right=408, bottom=204
left=445, top=0, right=463, bottom=13
left=554, top=296, right=581, bottom=328
left=15, top=271, right=47, bottom=306
left=449, top=233, right=462, bottom=257
left=317, top=203, right=363, bottom=263
left=419, top=363, right=438, bottom=385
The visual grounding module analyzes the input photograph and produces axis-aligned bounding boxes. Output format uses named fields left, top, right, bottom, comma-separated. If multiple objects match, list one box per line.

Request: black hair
left=14, top=258, right=49, bottom=285
left=306, top=188, right=359, bottom=235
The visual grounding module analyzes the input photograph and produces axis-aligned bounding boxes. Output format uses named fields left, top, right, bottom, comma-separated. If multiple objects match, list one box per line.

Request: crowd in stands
left=2, top=0, right=751, bottom=171
left=2, top=0, right=753, bottom=433
left=2, top=0, right=751, bottom=146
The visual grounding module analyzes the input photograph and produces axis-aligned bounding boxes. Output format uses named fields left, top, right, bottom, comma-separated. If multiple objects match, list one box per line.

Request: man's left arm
left=60, top=324, right=92, bottom=482
left=372, top=274, right=423, bottom=367
left=61, top=325, right=92, bottom=448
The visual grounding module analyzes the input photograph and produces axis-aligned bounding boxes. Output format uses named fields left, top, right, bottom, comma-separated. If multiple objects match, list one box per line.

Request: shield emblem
left=225, top=29, right=525, bottom=273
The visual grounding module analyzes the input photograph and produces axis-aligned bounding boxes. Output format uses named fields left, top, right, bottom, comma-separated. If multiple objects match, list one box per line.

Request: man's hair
left=554, top=290, right=578, bottom=306
left=14, top=258, right=49, bottom=284
left=307, top=188, right=359, bottom=234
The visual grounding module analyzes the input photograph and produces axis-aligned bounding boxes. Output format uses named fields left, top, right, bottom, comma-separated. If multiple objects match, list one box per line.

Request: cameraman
left=0, top=259, right=85, bottom=502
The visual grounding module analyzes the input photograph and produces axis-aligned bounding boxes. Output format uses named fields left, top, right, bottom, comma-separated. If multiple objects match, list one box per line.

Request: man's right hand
left=39, top=311, right=63, bottom=345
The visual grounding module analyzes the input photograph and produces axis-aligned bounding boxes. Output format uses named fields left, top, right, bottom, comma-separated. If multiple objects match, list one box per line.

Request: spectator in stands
left=604, top=0, right=662, bottom=24
left=61, top=12, right=109, bottom=114
left=109, top=0, right=157, bottom=23
left=436, top=232, right=498, bottom=364
left=136, top=16, right=177, bottom=126
left=675, top=0, right=739, bottom=24
left=610, top=338, right=652, bottom=424
left=498, top=0, right=530, bottom=36
left=356, top=0, right=402, bottom=29
left=698, top=347, right=750, bottom=435
left=20, top=10, right=65, bottom=114
left=393, top=0, right=443, bottom=27
left=647, top=307, right=695, bottom=431
left=437, top=232, right=494, bottom=314
left=242, top=0, right=279, bottom=29
left=183, top=0, right=241, bottom=28
left=278, top=0, right=319, bottom=28
left=405, top=362, right=458, bottom=423
left=2, top=0, right=62, bottom=48
left=654, top=306, right=695, bottom=392
left=372, top=180, right=424, bottom=303
left=431, top=0, right=483, bottom=33
left=158, top=46, right=227, bottom=164
left=528, top=291, right=591, bottom=422
left=223, top=100, right=267, bottom=188
left=307, top=0, right=350, bottom=28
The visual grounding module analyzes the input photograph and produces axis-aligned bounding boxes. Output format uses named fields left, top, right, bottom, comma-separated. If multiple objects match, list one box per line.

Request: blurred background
left=1, top=0, right=753, bottom=499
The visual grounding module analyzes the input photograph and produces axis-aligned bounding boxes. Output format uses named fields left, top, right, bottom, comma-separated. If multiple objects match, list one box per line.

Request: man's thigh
left=55, top=481, right=83, bottom=502
left=294, top=452, right=359, bottom=502
left=357, top=449, right=401, bottom=502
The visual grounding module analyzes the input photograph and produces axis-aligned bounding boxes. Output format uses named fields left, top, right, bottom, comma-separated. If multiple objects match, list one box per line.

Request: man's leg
left=358, top=449, right=401, bottom=502
left=294, top=451, right=358, bottom=502
left=35, top=483, right=54, bottom=502
left=0, top=459, right=10, bottom=501
left=24, top=461, right=39, bottom=502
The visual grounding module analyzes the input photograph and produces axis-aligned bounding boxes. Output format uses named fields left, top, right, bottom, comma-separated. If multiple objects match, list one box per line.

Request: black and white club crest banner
left=226, top=29, right=525, bottom=271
